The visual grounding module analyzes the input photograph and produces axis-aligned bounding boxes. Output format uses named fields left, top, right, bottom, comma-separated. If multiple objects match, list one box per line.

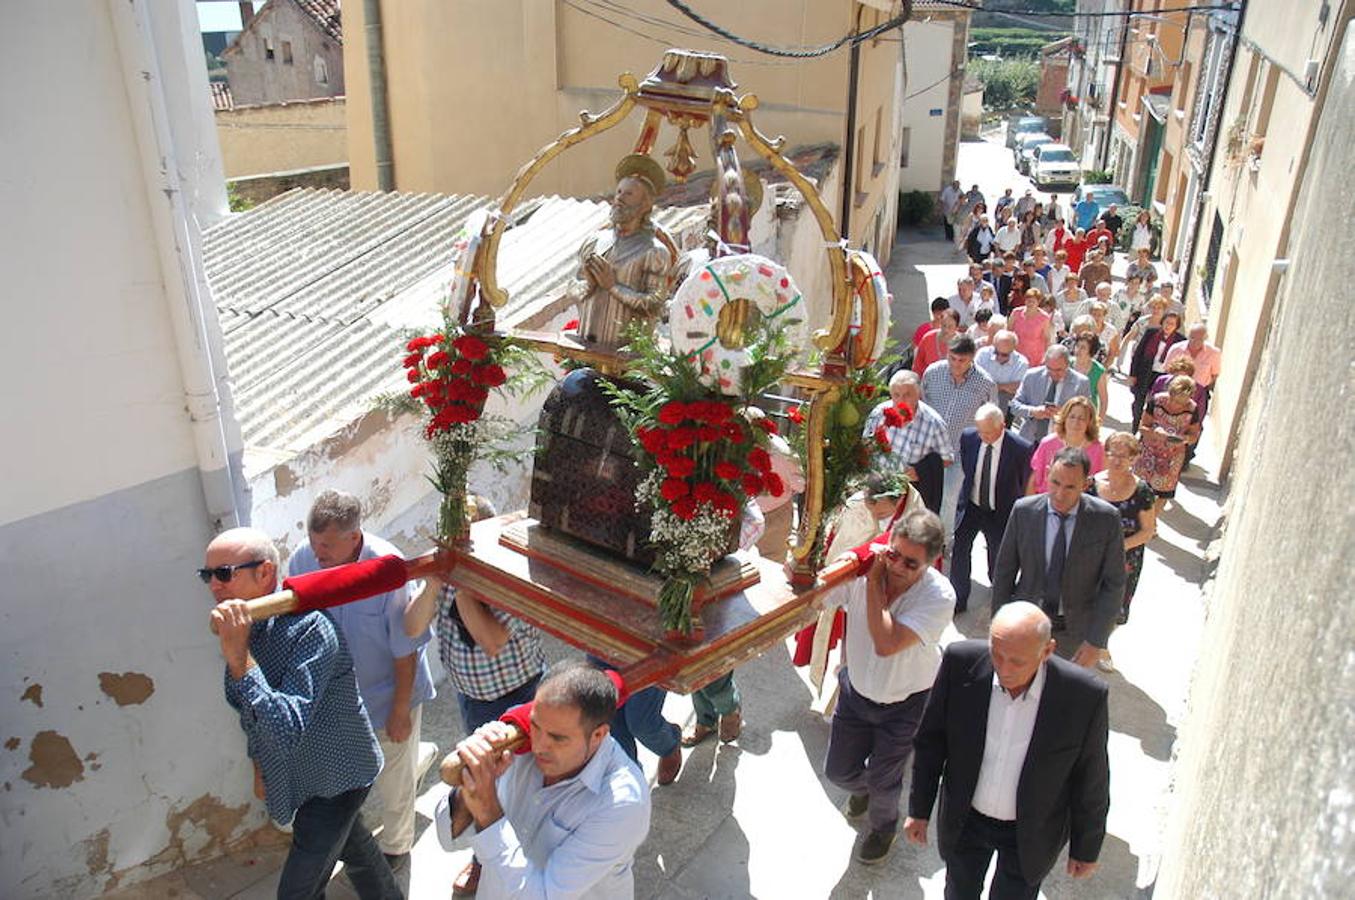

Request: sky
left=197, top=1, right=244, bottom=33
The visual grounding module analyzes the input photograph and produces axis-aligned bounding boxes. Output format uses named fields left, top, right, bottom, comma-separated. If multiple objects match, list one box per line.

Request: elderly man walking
left=205, top=528, right=401, bottom=899
left=863, top=370, right=954, bottom=512
left=288, top=491, right=435, bottom=868
left=921, top=335, right=998, bottom=537
left=1010, top=345, right=1090, bottom=442
left=905, top=601, right=1110, bottom=900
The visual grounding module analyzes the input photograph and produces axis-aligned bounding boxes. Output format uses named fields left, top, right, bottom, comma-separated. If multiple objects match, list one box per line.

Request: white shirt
left=1047, top=265, right=1071, bottom=296
left=824, top=567, right=955, bottom=703
left=971, top=432, right=1005, bottom=509
left=467, top=736, right=651, bottom=899
left=949, top=291, right=977, bottom=325
left=971, top=662, right=1048, bottom=820
left=994, top=224, right=1022, bottom=253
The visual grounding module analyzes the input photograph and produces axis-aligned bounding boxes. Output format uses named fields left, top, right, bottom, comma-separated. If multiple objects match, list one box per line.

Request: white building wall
left=897, top=19, right=954, bottom=194
left=0, top=3, right=260, bottom=897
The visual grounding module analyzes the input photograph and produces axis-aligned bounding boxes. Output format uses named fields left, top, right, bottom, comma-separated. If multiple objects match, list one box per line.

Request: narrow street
left=117, top=136, right=1219, bottom=900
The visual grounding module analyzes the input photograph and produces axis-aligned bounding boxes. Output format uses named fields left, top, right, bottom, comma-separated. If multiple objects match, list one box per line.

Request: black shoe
left=844, top=793, right=869, bottom=820
left=1052, top=614, right=1067, bottom=632
left=857, top=829, right=896, bottom=864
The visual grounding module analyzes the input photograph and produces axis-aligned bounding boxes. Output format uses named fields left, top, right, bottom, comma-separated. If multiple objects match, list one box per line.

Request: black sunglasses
left=197, top=560, right=265, bottom=584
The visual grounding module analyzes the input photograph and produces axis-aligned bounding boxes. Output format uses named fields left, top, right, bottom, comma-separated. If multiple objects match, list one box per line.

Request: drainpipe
left=1100, top=0, right=1130, bottom=170
left=364, top=0, right=395, bottom=190
left=840, top=24, right=862, bottom=241
left=108, top=0, right=242, bottom=530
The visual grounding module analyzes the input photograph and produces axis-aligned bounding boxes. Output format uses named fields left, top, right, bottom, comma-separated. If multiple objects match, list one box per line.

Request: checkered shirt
left=863, top=400, right=954, bottom=469
left=921, top=361, right=999, bottom=454
left=436, top=585, right=546, bottom=701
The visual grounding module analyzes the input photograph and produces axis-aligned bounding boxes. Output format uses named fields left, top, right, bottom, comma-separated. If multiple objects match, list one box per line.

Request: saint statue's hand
left=586, top=255, right=616, bottom=290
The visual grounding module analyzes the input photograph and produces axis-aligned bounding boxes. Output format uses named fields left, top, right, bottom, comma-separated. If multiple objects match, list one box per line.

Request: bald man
left=204, top=528, right=400, bottom=899
left=905, top=602, right=1110, bottom=899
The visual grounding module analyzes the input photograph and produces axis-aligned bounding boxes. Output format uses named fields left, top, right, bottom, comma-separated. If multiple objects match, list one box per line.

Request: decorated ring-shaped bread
left=847, top=249, right=890, bottom=368
left=669, top=253, right=807, bottom=395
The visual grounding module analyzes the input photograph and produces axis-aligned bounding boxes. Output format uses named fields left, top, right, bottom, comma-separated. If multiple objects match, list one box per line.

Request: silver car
left=1015, top=133, right=1054, bottom=175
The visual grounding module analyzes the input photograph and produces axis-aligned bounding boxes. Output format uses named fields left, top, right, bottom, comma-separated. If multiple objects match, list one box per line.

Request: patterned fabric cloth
left=224, top=611, right=382, bottom=825
left=1134, top=395, right=1196, bottom=497
left=863, top=400, right=954, bottom=468
left=436, top=585, right=546, bottom=702
left=921, top=362, right=999, bottom=454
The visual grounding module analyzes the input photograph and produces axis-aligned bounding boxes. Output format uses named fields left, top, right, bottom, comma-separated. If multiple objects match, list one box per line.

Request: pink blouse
left=1029, top=435, right=1105, bottom=493
left=1009, top=306, right=1052, bottom=366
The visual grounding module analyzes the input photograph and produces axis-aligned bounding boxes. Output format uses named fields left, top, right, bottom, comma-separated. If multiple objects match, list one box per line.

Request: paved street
left=119, top=137, right=1218, bottom=900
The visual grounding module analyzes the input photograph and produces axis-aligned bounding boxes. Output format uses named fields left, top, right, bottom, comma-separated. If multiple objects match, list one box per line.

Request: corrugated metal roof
left=204, top=188, right=707, bottom=456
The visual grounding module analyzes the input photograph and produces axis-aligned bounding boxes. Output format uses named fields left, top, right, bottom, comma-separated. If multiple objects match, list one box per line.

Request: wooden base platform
left=446, top=512, right=850, bottom=693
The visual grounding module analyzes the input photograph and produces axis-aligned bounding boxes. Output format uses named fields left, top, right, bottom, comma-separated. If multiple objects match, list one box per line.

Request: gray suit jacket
left=1010, top=366, right=1091, bottom=442
left=991, top=493, right=1126, bottom=648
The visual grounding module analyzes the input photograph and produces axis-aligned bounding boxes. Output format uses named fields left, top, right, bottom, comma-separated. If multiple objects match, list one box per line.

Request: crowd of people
left=195, top=174, right=1220, bottom=900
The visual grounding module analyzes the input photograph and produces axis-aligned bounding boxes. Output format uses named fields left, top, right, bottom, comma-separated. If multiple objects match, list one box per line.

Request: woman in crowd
left=1135, top=374, right=1200, bottom=509
left=1018, top=208, right=1044, bottom=257
left=1089, top=432, right=1158, bottom=670
left=1130, top=210, right=1154, bottom=255
left=1027, top=395, right=1105, bottom=494
left=971, top=281, right=999, bottom=325
left=1152, top=355, right=1210, bottom=424
left=1010, top=287, right=1054, bottom=367
left=1126, top=245, right=1156, bottom=282
left=964, top=210, right=995, bottom=261
left=969, top=307, right=1002, bottom=347
left=1045, top=216, right=1069, bottom=256
left=1056, top=279, right=1089, bottom=333
left=1129, top=311, right=1184, bottom=430
left=1064, top=227, right=1091, bottom=272
left=1046, top=247, right=1072, bottom=296
left=1072, top=331, right=1109, bottom=415
left=1088, top=301, right=1119, bottom=363
left=1004, top=264, right=1033, bottom=316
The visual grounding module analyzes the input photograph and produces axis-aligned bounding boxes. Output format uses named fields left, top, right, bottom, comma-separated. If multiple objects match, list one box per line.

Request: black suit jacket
left=909, top=640, right=1110, bottom=884
left=990, top=493, right=1127, bottom=648
left=956, top=428, right=1033, bottom=526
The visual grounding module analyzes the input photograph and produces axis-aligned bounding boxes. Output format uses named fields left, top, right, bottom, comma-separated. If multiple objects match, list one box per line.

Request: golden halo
left=615, top=154, right=667, bottom=197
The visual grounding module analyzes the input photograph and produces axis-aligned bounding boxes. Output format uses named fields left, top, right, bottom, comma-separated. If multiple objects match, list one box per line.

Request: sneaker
left=857, top=829, right=896, bottom=865
left=843, top=793, right=869, bottom=820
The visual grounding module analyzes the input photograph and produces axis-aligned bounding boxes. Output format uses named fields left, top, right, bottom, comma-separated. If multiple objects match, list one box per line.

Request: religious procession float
left=217, top=49, right=906, bottom=777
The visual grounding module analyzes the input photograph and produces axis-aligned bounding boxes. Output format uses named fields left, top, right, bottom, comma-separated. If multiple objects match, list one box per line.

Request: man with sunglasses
left=819, top=509, right=956, bottom=865
left=204, top=527, right=401, bottom=899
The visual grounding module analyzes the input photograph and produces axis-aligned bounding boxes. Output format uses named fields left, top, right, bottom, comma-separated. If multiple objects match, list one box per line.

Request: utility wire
left=663, top=0, right=913, bottom=58
left=930, top=0, right=1238, bottom=15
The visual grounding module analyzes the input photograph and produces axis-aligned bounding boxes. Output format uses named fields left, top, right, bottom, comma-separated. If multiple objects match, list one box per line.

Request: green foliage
left=898, top=190, right=936, bottom=226
left=1083, top=169, right=1115, bottom=184
left=969, top=27, right=1068, bottom=59
left=968, top=58, right=1041, bottom=110
left=227, top=183, right=255, bottom=213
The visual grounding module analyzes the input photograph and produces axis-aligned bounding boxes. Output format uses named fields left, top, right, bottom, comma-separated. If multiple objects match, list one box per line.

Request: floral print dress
left=1135, top=395, right=1196, bottom=497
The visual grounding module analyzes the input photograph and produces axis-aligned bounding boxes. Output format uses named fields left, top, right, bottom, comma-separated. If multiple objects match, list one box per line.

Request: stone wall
left=215, top=97, right=346, bottom=180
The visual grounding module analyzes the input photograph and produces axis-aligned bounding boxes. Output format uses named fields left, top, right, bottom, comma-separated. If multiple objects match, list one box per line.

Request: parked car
left=1015, top=133, right=1054, bottom=174
left=1032, top=143, right=1080, bottom=190
left=1071, top=183, right=1132, bottom=208
left=1006, top=114, right=1050, bottom=149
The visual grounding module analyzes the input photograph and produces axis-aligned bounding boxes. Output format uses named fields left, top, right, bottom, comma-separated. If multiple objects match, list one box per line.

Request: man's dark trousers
left=823, top=668, right=929, bottom=835
left=949, top=501, right=1009, bottom=612
left=278, top=785, right=402, bottom=899
left=943, top=811, right=1043, bottom=900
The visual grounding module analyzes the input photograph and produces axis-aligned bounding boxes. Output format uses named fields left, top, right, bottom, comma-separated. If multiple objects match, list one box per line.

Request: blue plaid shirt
left=224, top=611, right=382, bottom=825
left=921, top=361, right=999, bottom=454
left=436, top=586, right=546, bottom=702
left=863, top=400, right=954, bottom=468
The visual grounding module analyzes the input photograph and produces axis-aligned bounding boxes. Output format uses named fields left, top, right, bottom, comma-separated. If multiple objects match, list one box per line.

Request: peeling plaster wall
left=1, top=4, right=263, bottom=897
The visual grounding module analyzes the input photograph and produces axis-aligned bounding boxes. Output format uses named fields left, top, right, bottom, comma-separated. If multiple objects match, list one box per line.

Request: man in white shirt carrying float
left=820, top=509, right=956, bottom=866
left=438, top=661, right=650, bottom=899
left=904, top=602, right=1110, bottom=900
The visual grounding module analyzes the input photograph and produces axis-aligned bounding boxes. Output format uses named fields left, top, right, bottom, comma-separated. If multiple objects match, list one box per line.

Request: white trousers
left=373, top=704, right=422, bottom=855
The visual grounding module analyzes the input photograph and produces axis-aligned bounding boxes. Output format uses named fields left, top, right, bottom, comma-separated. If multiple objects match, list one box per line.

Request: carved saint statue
left=541, top=154, right=676, bottom=350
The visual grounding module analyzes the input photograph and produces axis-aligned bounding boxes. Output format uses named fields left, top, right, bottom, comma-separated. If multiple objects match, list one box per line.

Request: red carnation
left=723, top=421, right=747, bottom=444
left=665, top=457, right=696, bottom=478
left=402, top=353, right=422, bottom=369
left=472, top=364, right=507, bottom=387
left=714, top=492, right=739, bottom=517
left=407, top=369, right=421, bottom=383
left=741, top=473, right=764, bottom=497
left=856, top=383, right=878, bottom=398
left=693, top=482, right=720, bottom=504
left=658, top=402, right=689, bottom=425
left=660, top=478, right=690, bottom=502
left=451, top=358, right=473, bottom=376
left=788, top=404, right=805, bottom=425
left=637, top=427, right=667, bottom=455
left=714, top=461, right=740, bottom=480
left=764, top=472, right=786, bottom=497
left=882, top=405, right=906, bottom=428
left=755, top=417, right=779, bottom=436
left=874, top=425, right=891, bottom=453
left=695, top=425, right=721, bottom=443
left=672, top=497, right=697, bottom=521
left=452, top=334, right=490, bottom=361
left=747, top=447, right=772, bottom=473
left=427, top=350, right=449, bottom=369
left=563, top=319, right=579, bottom=332
left=666, top=428, right=696, bottom=452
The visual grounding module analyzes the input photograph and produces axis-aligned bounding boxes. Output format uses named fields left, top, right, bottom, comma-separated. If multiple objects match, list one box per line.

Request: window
left=899, top=127, right=911, bottom=168
left=282, top=40, right=294, bottom=65
left=314, top=56, right=329, bottom=85
left=264, top=37, right=275, bottom=61
left=1202, top=212, right=1224, bottom=301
